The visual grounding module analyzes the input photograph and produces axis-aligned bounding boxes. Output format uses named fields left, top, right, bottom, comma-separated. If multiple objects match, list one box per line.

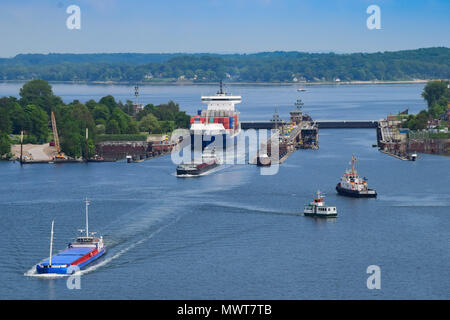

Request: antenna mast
left=135, top=85, right=139, bottom=105
left=218, top=80, right=224, bottom=95
left=272, top=107, right=280, bottom=132
left=49, top=220, right=54, bottom=266
left=351, top=155, right=356, bottom=174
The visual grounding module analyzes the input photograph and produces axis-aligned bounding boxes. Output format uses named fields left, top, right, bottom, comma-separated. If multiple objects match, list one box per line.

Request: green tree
left=0, top=133, right=10, bottom=157
left=138, top=114, right=160, bottom=133
left=175, top=111, right=190, bottom=128
left=0, top=97, right=13, bottom=133
left=126, top=121, right=139, bottom=134
left=93, top=104, right=110, bottom=124
left=160, top=120, right=175, bottom=133
left=106, top=119, right=120, bottom=134
left=24, top=104, right=49, bottom=143
left=422, top=80, right=449, bottom=109
left=9, top=103, right=29, bottom=134
left=99, top=95, right=118, bottom=112
left=19, top=80, right=63, bottom=114
left=111, top=107, right=133, bottom=133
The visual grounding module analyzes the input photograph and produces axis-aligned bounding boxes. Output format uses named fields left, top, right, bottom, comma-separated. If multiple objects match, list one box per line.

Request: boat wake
left=77, top=225, right=165, bottom=276
left=212, top=201, right=298, bottom=217
left=25, top=208, right=182, bottom=278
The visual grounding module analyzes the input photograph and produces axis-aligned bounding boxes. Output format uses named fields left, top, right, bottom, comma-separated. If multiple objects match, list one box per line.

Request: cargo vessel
left=190, top=81, right=241, bottom=151
left=36, top=199, right=106, bottom=275
left=176, top=149, right=220, bottom=177
left=336, top=156, right=377, bottom=198
left=304, top=191, right=337, bottom=218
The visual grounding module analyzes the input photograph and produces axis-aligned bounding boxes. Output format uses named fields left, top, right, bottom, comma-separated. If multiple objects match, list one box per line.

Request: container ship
left=36, top=199, right=106, bottom=275
left=336, top=156, right=377, bottom=198
left=190, top=81, right=241, bottom=151
left=176, top=149, right=219, bottom=177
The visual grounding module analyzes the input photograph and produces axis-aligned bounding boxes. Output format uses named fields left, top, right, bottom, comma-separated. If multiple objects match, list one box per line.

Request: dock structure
left=377, top=118, right=413, bottom=160
left=241, top=120, right=378, bottom=130
left=251, top=99, right=318, bottom=165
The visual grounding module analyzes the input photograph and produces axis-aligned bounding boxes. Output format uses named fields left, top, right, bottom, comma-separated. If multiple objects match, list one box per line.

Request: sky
left=0, top=0, right=449, bottom=57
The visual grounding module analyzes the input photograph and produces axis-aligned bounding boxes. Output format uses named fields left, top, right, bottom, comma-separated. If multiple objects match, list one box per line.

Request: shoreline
left=0, top=79, right=430, bottom=86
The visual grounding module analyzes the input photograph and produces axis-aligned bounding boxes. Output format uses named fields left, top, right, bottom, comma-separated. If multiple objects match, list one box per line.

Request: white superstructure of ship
left=190, top=81, right=241, bottom=151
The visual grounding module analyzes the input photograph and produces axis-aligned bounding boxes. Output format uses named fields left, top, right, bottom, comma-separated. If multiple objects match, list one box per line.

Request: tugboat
left=304, top=190, right=337, bottom=218
left=36, top=199, right=106, bottom=274
left=176, top=149, right=220, bottom=177
left=336, top=156, right=377, bottom=198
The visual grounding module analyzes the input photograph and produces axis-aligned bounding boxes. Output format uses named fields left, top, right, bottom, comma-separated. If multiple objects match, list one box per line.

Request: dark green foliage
left=19, top=79, right=62, bottom=114
left=2, top=80, right=190, bottom=157
left=402, top=110, right=429, bottom=131
left=0, top=95, right=49, bottom=148
left=422, top=80, right=449, bottom=108
left=92, top=104, right=110, bottom=124
left=99, top=95, right=118, bottom=112
left=0, top=132, right=10, bottom=157
left=54, top=102, right=96, bottom=158
left=23, top=104, right=49, bottom=143
left=403, top=80, right=450, bottom=131
left=0, top=48, right=448, bottom=82
left=106, top=119, right=120, bottom=134
left=138, top=113, right=160, bottom=134
left=136, top=101, right=190, bottom=131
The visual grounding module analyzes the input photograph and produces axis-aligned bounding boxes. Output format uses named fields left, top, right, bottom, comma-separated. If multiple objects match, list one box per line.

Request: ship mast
left=49, top=220, right=54, bottom=266
left=85, top=198, right=89, bottom=237
left=351, top=155, right=357, bottom=174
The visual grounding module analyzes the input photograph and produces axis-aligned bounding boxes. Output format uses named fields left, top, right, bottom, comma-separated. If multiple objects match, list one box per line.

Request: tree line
left=402, top=80, right=450, bottom=131
left=0, top=47, right=448, bottom=83
left=0, top=80, right=190, bottom=159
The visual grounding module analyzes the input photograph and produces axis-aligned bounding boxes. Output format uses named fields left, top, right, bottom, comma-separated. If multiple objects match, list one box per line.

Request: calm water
left=0, top=82, right=428, bottom=120
left=1, top=83, right=449, bottom=299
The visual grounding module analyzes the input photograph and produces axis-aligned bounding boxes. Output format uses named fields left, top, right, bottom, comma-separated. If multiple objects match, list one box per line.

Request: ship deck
left=40, top=247, right=94, bottom=266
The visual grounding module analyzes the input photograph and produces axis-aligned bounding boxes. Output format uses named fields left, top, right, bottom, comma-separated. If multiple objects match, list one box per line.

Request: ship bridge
left=201, top=81, right=241, bottom=112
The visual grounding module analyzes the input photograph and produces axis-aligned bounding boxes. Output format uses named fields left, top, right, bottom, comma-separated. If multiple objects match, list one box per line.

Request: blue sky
left=0, top=0, right=449, bottom=57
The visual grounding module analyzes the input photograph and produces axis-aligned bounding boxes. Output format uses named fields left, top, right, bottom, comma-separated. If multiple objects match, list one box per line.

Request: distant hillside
left=0, top=47, right=448, bottom=83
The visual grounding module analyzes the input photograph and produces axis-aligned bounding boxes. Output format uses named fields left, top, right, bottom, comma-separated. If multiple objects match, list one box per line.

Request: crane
left=51, top=111, right=66, bottom=160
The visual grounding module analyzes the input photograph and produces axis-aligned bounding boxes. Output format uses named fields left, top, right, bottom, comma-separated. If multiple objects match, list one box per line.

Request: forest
left=0, top=47, right=448, bottom=83
left=0, top=80, right=190, bottom=159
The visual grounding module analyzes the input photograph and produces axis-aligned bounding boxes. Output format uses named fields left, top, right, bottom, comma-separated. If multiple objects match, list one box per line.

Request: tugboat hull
left=336, top=184, right=377, bottom=198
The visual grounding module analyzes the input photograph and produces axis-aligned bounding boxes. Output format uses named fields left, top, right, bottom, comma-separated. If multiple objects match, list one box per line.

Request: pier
left=250, top=100, right=319, bottom=165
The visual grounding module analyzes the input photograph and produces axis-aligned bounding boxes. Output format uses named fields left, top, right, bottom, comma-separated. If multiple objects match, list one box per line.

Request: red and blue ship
left=36, top=199, right=106, bottom=275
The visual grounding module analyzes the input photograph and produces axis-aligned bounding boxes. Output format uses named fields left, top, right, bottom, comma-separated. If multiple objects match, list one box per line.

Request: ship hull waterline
left=176, top=163, right=220, bottom=177
left=36, top=248, right=106, bottom=275
left=336, top=184, right=377, bottom=198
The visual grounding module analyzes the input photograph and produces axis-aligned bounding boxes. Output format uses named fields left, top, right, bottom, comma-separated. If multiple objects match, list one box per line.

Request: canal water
left=1, top=83, right=449, bottom=299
